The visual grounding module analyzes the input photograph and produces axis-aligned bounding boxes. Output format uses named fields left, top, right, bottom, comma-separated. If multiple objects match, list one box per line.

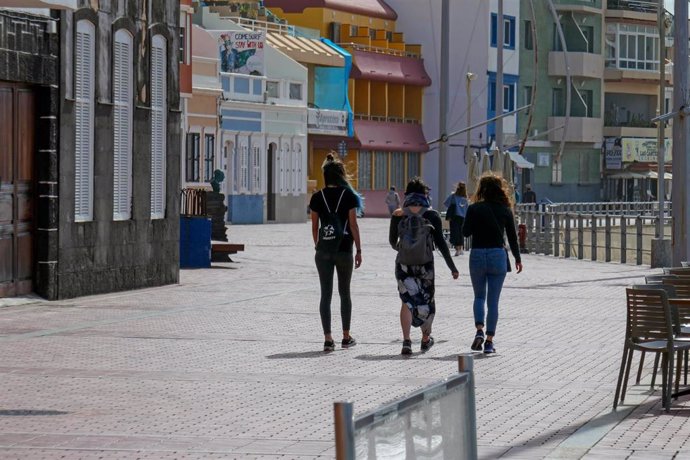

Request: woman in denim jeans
left=462, top=174, right=523, bottom=353
left=309, top=154, right=363, bottom=352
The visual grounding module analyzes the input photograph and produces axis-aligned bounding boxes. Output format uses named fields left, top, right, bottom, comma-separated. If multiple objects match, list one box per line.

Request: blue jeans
left=469, top=248, right=507, bottom=336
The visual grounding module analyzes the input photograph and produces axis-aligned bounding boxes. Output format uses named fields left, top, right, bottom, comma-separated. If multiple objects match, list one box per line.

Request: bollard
left=518, top=223, right=527, bottom=254
left=334, top=402, right=355, bottom=460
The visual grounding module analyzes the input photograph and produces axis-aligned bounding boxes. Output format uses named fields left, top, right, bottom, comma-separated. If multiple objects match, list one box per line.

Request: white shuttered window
left=75, top=20, right=95, bottom=222
left=113, top=30, right=133, bottom=220
left=150, top=35, right=167, bottom=219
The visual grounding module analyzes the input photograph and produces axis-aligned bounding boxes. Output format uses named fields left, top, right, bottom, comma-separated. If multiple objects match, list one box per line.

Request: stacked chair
left=614, top=270, right=690, bottom=411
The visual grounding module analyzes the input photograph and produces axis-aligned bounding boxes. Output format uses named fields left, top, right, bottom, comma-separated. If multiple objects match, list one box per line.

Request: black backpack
left=316, top=189, right=347, bottom=253
left=396, top=207, right=434, bottom=265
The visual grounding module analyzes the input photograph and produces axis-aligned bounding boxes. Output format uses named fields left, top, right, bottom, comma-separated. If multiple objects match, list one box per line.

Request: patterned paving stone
left=0, top=218, right=675, bottom=458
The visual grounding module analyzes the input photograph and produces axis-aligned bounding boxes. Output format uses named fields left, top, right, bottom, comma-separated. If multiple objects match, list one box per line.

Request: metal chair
left=614, top=288, right=690, bottom=411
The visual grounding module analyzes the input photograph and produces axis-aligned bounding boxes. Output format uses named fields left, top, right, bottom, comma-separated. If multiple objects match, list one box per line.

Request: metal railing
left=515, top=202, right=672, bottom=266
left=607, top=0, right=658, bottom=13
left=334, top=355, right=477, bottom=459
left=180, top=188, right=207, bottom=217
left=336, top=42, right=420, bottom=58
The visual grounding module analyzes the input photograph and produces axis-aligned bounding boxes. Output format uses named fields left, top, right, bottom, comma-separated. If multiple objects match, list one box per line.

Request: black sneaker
left=324, top=340, right=335, bottom=352
left=471, top=331, right=484, bottom=351
left=401, top=339, right=412, bottom=355
left=484, top=340, right=496, bottom=354
left=342, top=336, right=357, bottom=348
left=421, top=336, right=435, bottom=353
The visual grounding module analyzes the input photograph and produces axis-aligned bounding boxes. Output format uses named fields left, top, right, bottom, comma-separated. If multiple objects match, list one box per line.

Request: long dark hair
left=455, top=182, right=467, bottom=198
left=474, top=173, right=513, bottom=207
left=322, top=152, right=364, bottom=212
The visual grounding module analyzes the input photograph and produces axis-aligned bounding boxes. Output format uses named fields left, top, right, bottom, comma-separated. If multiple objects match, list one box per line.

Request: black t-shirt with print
left=309, top=186, right=358, bottom=252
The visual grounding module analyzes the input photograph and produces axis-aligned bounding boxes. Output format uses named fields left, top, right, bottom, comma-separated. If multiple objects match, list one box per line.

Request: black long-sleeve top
left=462, top=201, right=522, bottom=264
left=389, top=209, right=458, bottom=273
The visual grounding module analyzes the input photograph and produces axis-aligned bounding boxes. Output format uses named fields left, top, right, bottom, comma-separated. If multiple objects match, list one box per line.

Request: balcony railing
left=607, top=0, right=658, bottom=13
left=337, top=42, right=420, bottom=58
left=354, top=114, right=420, bottom=124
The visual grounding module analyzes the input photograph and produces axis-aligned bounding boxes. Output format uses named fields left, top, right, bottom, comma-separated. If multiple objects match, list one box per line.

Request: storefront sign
left=604, top=138, right=622, bottom=170
left=621, top=137, right=672, bottom=163
left=217, top=31, right=265, bottom=76
left=307, top=108, right=348, bottom=136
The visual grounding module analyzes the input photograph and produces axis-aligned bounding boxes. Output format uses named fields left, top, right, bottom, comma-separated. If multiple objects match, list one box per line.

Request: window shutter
left=75, top=21, right=95, bottom=222
left=113, top=30, right=133, bottom=220
left=150, top=35, right=167, bottom=219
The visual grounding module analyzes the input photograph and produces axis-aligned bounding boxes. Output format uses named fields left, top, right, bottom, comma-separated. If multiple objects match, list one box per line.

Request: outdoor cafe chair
left=614, top=288, right=690, bottom=411
left=633, top=284, right=676, bottom=387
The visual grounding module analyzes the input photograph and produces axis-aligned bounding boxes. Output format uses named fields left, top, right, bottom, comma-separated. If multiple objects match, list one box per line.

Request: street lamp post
left=465, top=71, right=476, bottom=165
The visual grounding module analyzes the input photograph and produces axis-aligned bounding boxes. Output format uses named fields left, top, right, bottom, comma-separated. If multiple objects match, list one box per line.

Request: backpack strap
left=320, top=189, right=346, bottom=213
left=321, top=188, right=349, bottom=233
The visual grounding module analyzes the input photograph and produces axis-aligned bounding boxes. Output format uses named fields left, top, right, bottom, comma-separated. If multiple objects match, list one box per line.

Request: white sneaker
left=454, top=250, right=460, bottom=257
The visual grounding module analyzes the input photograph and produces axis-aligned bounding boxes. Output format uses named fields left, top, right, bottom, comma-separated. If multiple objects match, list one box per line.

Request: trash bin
left=180, top=216, right=211, bottom=268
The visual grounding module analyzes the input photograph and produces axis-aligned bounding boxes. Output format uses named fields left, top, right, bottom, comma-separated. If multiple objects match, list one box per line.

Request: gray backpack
left=396, top=207, right=434, bottom=265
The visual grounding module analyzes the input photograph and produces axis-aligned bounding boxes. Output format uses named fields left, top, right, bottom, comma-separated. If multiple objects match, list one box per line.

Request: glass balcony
left=607, top=0, right=658, bottom=13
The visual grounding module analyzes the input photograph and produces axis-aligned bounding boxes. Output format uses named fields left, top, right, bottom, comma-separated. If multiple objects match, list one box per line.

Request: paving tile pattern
left=0, top=218, right=686, bottom=458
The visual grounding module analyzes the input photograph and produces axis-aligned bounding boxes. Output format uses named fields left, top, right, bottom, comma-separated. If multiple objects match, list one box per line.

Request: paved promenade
left=0, top=218, right=689, bottom=459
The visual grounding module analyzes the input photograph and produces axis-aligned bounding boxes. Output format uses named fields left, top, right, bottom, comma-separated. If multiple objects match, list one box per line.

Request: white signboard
left=217, top=30, right=265, bottom=76
left=307, top=108, right=348, bottom=136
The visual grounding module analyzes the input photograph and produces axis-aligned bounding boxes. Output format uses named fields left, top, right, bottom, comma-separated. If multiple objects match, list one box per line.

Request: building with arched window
left=52, top=2, right=182, bottom=299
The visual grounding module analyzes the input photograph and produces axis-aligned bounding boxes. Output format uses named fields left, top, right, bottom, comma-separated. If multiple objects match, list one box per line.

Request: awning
left=354, top=119, right=429, bottom=153
left=508, top=151, right=535, bottom=169
left=607, top=172, right=649, bottom=179
left=646, top=171, right=673, bottom=180
left=267, top=33, right=344, bottom=67
left=351, top=50, right=431, bottom=86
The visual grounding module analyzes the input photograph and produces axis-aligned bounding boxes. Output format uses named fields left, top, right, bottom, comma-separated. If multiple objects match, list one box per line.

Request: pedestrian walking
left=522, top=184, right=536, bottom=204
left=443, top=182, right=469, bottom=256
left=389, top=177, right=459, bottom=355
left=309, top=153, right=363, bottom=352
left=385, top=186, right=401, bottom=215
left=462, top=173, right=523, bottom=354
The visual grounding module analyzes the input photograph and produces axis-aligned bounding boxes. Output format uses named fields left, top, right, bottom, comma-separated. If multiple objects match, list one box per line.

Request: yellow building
left=265, top=0, right=431, bottom=216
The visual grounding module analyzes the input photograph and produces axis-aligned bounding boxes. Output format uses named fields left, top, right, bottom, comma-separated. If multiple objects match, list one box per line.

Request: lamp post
left=465, top=71, right=476, bottom=165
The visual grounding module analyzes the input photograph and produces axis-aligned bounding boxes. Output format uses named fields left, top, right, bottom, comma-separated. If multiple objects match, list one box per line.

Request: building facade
left=601, top=1, right=671, bottom=201
left=198, top=7, right=309, bottom=224
left=184, top=24, right=222, bottom=192
left=386, top=0, right=490, bottom=204
left=265, top=0, right=431, bottom=216
left=0, top=7, right=61, bottom=298
left=488, top=0, right=520, bottom=147
left=56, top=1, right=181, bottom=298
left=517, top=0, right=604, bottom=203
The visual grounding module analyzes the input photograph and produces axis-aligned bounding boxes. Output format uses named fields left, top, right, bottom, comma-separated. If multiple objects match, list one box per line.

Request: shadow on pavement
left=266, top=351, right=330, bottom=359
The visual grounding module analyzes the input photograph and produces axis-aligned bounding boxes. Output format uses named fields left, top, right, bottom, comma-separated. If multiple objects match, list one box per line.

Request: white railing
left=334, top=355, right=477, bottom=460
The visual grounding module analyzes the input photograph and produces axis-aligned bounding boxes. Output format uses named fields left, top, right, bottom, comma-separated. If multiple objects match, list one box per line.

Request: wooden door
left=0, top=83, right=35, bottom=298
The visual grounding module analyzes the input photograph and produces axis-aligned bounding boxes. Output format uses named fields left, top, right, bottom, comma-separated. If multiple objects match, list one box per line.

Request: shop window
left=204, top=134, right=215, bottom=182
left=358, top=151, right=372, bottom=190
left=186, top=133, right=200, bottom=182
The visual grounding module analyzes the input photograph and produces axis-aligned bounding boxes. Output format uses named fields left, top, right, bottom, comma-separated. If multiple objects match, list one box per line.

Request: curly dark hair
left=474, top=173, right=513, bottom=207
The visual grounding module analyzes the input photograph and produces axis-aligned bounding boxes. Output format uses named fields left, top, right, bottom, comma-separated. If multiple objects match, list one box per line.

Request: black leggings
left=315, top=250, right=354, bottom=334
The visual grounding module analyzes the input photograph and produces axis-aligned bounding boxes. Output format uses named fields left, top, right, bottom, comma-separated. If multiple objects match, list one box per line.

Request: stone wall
left=56, top=0, right=181, bottom=299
